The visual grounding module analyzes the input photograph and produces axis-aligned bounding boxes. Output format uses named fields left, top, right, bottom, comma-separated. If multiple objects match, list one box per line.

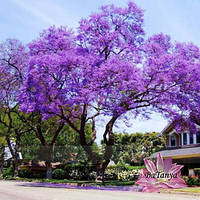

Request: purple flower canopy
left=1, top=2, right=200, bottom=134
left=0, top=39, right=29, bottom=107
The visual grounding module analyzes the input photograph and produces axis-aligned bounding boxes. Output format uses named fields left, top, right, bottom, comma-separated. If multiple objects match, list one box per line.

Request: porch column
left=193, top=133, right=197, bottom=144
left=181, top=133, right=183, bottom=146
left=187, top=133, right=190, bottom=145
left=189, top=169, right=195, bottom=176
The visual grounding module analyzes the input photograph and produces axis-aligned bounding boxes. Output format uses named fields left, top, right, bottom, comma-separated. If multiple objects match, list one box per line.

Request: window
left=170, top=135, right=176, bottom=147
left=183, top=133, right=187, bottom=145
left=190, top=134, right=193, bottom=144
left=197, top=132, right=200, bottom=144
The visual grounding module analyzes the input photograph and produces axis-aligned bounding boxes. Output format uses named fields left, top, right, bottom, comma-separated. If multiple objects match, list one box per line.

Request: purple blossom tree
left=0, top=39, right=30, bottom=176
left=0, top=39, right=65, bottom=179
left=19, top=2, right=200, bottom=180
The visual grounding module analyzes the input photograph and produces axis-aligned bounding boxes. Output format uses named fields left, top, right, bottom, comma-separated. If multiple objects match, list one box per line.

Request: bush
left=52, top=169, right=66, bottom=179
left=107, top=164, right=144, bottom=171
left=18, top=169, right=32, bottom=178
left=104, top=165, right=141, bottom=181
left=16, top=163, right=143, bottom=181
left=2, top=166, right=13, bottom=179
left=18, top=168, right=46, bottom=179
left=58, top=163, right=97, bottom=180
left=104, top=168, right=118, bottom=180
left=183, top=176, right=200, bottom=186
left=194, top=168, right=200, bottom=177
left=53, top=163, right=143, bottom=181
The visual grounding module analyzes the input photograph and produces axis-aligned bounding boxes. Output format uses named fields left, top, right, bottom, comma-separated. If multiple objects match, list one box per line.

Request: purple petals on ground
left=20, top=182, right=141, bottom=192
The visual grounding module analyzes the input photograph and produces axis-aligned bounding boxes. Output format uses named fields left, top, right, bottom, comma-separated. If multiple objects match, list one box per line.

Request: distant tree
left=0, top=39, right=30, bottom=176
left=0, top=134, right=6, bottom=175
left=111, top=132, right=165, bottom=165
left=20, top=116, right=96, bottom=177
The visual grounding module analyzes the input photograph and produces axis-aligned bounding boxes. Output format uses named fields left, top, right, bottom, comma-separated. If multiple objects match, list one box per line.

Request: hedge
left=18, top=163, right=143, bottom=181
left=18, top=168, right=46, bottom=179
left=183, top=176, right=200, bottom=186
left=194, top=168, right=200, bottom=177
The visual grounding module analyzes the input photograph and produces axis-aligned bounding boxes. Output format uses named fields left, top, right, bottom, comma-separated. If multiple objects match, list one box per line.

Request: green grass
left=173, top=187, right=200, bottom=193
left=0, top=177, right=135, bottom=187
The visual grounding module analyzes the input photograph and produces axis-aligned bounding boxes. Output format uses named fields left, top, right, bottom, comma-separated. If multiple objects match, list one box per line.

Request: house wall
left=176, top=134, right=180, bottom=146
left=166, top=130, right=200, bottom=148
left=166, top=131, right=180, bottom=147
left=155, top=122, right=200, bottom=176
left=166, top=136, right=169, bottom=146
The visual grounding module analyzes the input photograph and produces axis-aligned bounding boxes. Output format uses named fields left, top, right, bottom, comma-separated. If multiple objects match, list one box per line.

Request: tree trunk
left=80, top=116, right=117, bottom=182
left=96, top=145, right=112, bottom=182
left=96, top=163, right=108, bottom=182
left=12, top=155, right=19, bottom=177
left=45, top=145, right=54, bottom=179
left=13, top=134, right=21, bottom=177
left=46, top=161, right=52, bottom=179
left=95, top=116, right=117, bottom=181
left=6, top=135, right=19, bottom=177
left=96, top=165, right=105, bottom=182
left=12, top=160, right=16, bottom=177
left=0, top=146, right=5, bottom=175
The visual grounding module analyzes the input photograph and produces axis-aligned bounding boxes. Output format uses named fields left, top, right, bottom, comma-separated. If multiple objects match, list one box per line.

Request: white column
left=189, top=169, right=195, bottom=176
left=187, top=133, right=190, bottom=145
left=193, top=134, right=197, bottom=144
left=181, top=133, right=183, bottom=146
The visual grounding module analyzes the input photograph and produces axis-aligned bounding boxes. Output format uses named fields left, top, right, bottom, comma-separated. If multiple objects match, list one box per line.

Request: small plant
left=2, top=166, right=13, bottom=179
left=18, top=169, right=32, bottom=178
left=194, top=168, right=200, bottom=178
left=183, top=176, right=200, bottom=186
left=52, top=169, right=66, bottom=179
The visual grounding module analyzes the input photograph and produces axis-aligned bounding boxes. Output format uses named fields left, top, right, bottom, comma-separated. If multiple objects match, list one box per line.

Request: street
left=0, top=181, right=199, bottom=200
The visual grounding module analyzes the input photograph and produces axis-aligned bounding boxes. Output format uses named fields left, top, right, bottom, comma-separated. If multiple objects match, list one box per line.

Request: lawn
left=162, top=187, right=200, bottom=194
left=1, top=177, right=135, bottom=187
left=173, top=187, right=200, bottom=193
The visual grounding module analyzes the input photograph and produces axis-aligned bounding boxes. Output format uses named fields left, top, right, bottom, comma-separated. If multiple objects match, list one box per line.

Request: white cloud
left=8, top=0, right=77, bottom=28
left=9, top=0, right=56, bottom=25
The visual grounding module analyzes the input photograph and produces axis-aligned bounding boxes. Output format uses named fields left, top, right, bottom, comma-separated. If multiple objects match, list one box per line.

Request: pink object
left=136, top=153, right=186, bottom=192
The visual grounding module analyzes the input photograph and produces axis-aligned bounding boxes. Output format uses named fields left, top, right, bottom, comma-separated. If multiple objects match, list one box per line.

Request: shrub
left=104, top=165, right=142, bottom=181
left=104, top=168, right=118, bottom=180
left=53, top=163, right=143, bottom=181
left=2, top=166, right=13, bottom=179
left=18, top=168, right=46, bottom=179
left=52, top=169, right=66, bottom=179
left=194, top=168, right=200, bottom=177
left=18, top=169, right=32, bottom=178
left=58, top=163, right=97, bottom=180
left=107, top=164, right=141, bottom=170
left=183, top=176, right=200, bottom=186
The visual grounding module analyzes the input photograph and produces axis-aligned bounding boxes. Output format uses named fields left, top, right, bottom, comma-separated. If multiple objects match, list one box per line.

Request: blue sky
left=1, top=0, right=200, bottom=136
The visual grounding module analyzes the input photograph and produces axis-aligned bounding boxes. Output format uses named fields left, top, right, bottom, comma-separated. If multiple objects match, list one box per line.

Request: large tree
left=0, top=39, right=66, bottom=178
left=19, top=2, right=200, bottom=180
left=0, top=39, right=30, bottom=176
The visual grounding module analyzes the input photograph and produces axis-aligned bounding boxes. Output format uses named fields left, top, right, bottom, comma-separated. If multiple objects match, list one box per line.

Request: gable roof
left=159, top=121, right=175, bottom=136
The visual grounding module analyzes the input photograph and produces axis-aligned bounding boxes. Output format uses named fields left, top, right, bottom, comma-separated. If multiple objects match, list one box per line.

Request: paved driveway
left=0, top=181, right=199, bottom=200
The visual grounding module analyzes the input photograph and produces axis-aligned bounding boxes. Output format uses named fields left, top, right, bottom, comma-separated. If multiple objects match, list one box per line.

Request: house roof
left=149, top=146, right=200, bottom=159
left=160, top=118, right=200, bottom=136
left=159, top=120, right=177, bottom=136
